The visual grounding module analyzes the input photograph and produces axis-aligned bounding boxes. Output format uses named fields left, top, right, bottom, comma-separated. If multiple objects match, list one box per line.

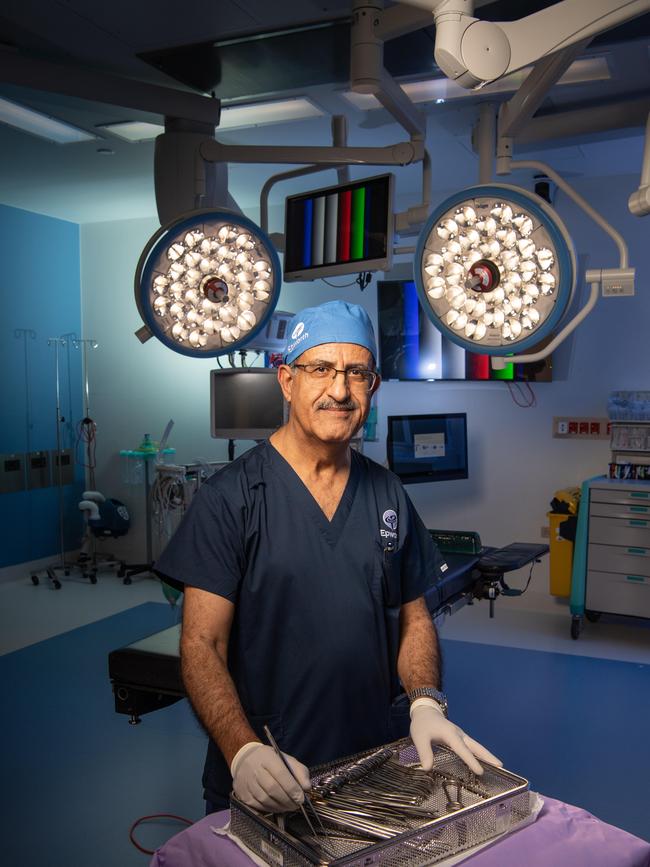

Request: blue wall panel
left=0, top=204, right=84, bottom=568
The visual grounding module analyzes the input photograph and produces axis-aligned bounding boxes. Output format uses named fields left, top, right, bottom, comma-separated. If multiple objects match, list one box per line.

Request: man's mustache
left=317, top=399, right=359, bottom=411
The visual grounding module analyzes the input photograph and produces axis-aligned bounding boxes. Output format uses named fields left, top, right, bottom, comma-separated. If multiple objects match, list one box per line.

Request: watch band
left=407, top=686, right=448, bottom=717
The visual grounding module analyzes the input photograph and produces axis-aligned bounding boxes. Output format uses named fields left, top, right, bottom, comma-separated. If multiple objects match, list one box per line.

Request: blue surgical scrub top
left=155, top=440, right=442, bottom=804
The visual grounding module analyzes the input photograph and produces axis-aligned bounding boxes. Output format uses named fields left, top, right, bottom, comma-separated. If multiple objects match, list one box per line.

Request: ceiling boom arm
left=430, top=0, right=650, bottom=89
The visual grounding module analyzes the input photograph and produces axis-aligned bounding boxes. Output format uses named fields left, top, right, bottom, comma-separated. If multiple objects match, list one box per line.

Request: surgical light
left=134, top=210, right=281, bottom=357
left=414, top=184, right=576, bottom=356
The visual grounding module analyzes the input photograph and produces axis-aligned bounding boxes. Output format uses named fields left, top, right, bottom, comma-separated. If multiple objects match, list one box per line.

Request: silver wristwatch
left=407, top=687, right=448, bottom=717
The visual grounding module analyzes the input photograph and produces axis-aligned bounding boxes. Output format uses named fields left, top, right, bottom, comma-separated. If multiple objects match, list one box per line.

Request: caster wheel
left=123, top=577, right=132, bottom=585
left=585, top=610, right=601, bottom=623
left=570, top=618, right=581, bottom=640
left=53, top=579, right=62, bottom=590
left=90, top=575, right=98, bottom=585
left=31, top=575, right=39, bottom=586
left=64, top=569, right=70, bottom=576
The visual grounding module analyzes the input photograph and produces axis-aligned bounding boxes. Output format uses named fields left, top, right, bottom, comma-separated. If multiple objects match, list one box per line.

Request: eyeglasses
left=292, top=362, right=377, bottom=391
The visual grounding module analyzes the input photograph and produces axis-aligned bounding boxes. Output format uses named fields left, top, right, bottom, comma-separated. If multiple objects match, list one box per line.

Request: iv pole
left=35, top=336, right=74, bottom=589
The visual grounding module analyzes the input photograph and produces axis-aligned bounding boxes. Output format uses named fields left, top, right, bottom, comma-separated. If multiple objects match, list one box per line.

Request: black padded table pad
left=109, top=625, right=183, bottom=698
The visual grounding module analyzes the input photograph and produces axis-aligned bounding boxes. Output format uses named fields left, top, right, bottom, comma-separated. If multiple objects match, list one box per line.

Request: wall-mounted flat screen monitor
left=210, top=368, right=285, bottom=440
left=387, top=413, right=468, bottom=485
left=378, top=279, right=552, bottom=382
left=283, top=173, right=394, bottom=281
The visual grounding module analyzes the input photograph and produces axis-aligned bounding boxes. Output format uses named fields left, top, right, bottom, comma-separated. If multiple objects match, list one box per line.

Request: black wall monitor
left=387, top=413, right=468, bottom=485
left=210, top=368, right=285, bottom=440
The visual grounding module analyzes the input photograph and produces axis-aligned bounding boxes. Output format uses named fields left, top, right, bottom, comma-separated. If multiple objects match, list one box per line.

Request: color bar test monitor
left=283, top=173, right=394, bottom=282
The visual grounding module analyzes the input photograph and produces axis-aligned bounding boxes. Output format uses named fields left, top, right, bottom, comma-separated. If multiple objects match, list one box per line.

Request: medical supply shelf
left=609, top=420, right=650, bottom=480
left=570, top=476, right=650, bottom=639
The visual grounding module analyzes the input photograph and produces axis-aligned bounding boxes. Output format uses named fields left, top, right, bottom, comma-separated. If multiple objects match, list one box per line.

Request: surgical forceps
left=262, top=725, right=333, bottom=854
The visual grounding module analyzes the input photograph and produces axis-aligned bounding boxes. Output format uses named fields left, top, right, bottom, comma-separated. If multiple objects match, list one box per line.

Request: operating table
left=108, top=540, right=548, bottom=725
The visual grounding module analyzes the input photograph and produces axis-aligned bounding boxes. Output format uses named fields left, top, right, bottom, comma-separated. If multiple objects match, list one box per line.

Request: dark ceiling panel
left=139, top=20, right=352, bottom=100
left=137, top=20, right=443, bottom=100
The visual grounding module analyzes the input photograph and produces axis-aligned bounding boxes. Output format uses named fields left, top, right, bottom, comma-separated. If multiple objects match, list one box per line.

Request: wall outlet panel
left=50, top=449, right=74, bottom=486
left=553, top=417, right=610, bottom=439
left=27, top=451, right=51, bottom=489
left=0, top=453, right=26, bottom=494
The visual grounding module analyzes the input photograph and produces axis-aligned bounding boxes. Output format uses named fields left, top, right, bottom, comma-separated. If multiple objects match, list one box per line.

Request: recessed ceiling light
left=0, top=97, right=96, bottom=144
left=97, top=121, right=164, bottom=142
left=98, top=98, right=324, bottom=142
left=218, top=97, right=324, bottom=130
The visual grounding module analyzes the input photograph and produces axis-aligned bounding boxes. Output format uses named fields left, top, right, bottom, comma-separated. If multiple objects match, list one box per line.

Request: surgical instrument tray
left=229, top=737, right=533, bottom=866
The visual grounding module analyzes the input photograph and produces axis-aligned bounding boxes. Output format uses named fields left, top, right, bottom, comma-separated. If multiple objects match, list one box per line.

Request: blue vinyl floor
left=1, top=602, right=648, bottom=867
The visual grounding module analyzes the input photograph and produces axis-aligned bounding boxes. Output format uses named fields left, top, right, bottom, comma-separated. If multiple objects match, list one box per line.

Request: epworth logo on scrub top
left=381, top=509, right=398, bottom=540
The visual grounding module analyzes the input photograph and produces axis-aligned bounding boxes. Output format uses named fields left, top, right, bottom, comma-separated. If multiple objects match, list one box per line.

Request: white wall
left=81, top=158, right=649, bottom=610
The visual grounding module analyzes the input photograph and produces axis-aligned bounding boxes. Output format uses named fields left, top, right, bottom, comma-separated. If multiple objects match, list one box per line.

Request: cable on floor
left=129, top=813, right=194, bottom=855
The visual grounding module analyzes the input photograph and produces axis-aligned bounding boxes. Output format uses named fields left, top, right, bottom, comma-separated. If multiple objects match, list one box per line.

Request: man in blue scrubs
left=156, top=300, right=501, bottom=813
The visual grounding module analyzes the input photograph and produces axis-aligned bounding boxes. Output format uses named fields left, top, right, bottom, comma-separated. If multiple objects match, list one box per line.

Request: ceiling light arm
left=474, top=102, right=496, bottom=183
left=199, top=138, right=423, bottom=167
left=491, top=279, right=600, bottom=367
left=629, top=111, right=650, bottom=216
left=395, top=147, right=432, bottom=234
left=430, top=0, right=650, bottom=89
left=259, top=163, right=345, bottom=247
left=491, top=158, right=634, bottom=368
left=509, top=159, right=629, bottom=268
left=259, top=116, right=351, bottom=245
left=332, top=115, right=351, bottom=186
left=350, top=1, right=426, bottom=139
left=497, top=40, right=591, bottom=143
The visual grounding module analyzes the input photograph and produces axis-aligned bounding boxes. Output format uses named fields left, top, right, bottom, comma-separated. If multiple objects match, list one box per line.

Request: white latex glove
left=410, top=699, right=503, bottom=776
left=230, top=742, right=311, bottom=813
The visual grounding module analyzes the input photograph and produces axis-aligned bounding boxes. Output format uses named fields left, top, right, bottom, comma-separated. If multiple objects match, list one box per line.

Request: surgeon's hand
left=410, top=699, right=502, bottom=776
left=230, top=742, right=312, bottom=813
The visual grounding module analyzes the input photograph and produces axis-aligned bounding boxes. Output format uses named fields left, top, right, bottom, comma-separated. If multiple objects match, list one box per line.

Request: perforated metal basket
left=229, top=738, right=532, bottom=866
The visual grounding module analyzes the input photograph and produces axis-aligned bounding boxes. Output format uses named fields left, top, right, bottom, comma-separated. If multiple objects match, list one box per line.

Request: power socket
left=553, top=416, right=610, bottom=439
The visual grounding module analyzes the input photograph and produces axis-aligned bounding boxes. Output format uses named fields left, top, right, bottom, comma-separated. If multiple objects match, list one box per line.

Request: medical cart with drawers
left=570, top=477, right=650, bottom=639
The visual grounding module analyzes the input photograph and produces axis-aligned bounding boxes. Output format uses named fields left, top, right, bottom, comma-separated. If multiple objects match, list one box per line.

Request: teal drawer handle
left=626, top=575, right=646, bottom=583
left=631, top=492, right=650, bottom=499
left=628, top=547, right=649, bottom=555
left=629, top=519, right=648, bottom=526
left=630, top=506, right=649, bottom=513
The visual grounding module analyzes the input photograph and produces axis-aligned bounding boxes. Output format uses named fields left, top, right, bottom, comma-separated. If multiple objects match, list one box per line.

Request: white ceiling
left=0, top=1, right=648, bottom=223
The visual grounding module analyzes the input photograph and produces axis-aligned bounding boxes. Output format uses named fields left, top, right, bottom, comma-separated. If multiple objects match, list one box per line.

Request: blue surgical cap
left=283, top=300, right=377, bottom=365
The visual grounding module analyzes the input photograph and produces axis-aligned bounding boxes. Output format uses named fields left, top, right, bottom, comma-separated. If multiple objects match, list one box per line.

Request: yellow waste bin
left=548, top=512, right=574, bottom=597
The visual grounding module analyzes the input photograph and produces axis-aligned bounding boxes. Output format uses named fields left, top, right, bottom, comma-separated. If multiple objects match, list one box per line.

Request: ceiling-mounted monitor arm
left=424, top=0, right=650, bottom=89
left=259, top=116, right=351, bottom=245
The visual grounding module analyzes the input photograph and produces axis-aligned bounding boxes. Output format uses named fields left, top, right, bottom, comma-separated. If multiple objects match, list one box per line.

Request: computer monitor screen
left=283, top=173, right=393, bottom=281
left=387, top=413, right=468, bottom=484
left=378, top=279, right=552, bottom=382
left=210, top=368, right=285, bottom=440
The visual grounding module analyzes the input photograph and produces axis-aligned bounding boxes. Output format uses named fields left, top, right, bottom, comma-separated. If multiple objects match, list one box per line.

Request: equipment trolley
left=570, top=476, right=650, bottom=638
